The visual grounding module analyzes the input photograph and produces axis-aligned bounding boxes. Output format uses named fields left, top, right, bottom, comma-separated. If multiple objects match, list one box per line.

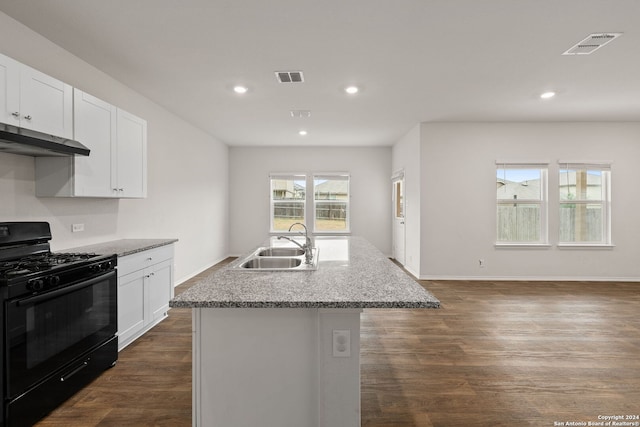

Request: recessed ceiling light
left=233, top=85, right=248, bottom=94
left=540, top=91, right=556, bottom=99
left=299, top=130, right=308, bottom=136
left=345, top=86, right=359, bottom=95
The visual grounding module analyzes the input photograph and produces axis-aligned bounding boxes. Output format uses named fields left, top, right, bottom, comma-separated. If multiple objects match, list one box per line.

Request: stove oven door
left=4, top=270, right=117, bottom=398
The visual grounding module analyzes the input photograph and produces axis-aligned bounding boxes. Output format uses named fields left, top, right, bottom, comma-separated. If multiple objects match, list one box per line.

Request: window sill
left=269, top=231, right=352, bottom=236
left=494, top=243, right=551, bottom=249
left=557, top=243, right=615, bottom=249
left=313, top=230, right=351, bottom=235
left=269, top=231, right=306, bottom=235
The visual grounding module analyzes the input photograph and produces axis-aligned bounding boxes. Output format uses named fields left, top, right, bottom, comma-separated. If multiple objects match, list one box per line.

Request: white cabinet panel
left=0, top=52, right=72, bottom=139
left=115, top=109, right=147, bottom=198
left=0, top=53, right=20, bottom=126
left=149, top=259, right=173, bottom=323
left=117, top=245, right=174, bottom=351
left=117, top=271, right=146, bottom=347
left=19, top=66, right=73, bottom=139
left=73, top=89, right=117, bottom=197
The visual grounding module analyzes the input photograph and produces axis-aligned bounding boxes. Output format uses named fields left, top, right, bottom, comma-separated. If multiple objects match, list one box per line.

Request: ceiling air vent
left=562, top=32, right=623, bottom=55
left=290, top=110, right=311, bottom=118
left=276, top=71, right=304, bottom=83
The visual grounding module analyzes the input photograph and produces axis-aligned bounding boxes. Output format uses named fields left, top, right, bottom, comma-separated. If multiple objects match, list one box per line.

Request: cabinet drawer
left=117, top=245, right=174, bottom=277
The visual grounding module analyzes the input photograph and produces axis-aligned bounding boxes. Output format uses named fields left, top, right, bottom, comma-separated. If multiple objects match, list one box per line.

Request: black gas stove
left=0, top=250, right=115, bottom=298
left=0, top=222, right=118, bottom=427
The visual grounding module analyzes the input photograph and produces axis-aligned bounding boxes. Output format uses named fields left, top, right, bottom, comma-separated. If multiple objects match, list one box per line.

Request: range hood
left=0, top=123, right=90, bottom=157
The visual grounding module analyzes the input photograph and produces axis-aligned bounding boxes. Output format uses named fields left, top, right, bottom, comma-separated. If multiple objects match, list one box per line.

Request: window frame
left=557, top=162, right=612, bottom=247
left=495, top=162, right=549, bottom=246
left=312, top=173, right=351, bottom=234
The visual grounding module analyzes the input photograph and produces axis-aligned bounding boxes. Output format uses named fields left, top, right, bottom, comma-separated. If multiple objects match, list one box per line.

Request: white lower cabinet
left=117, top=245, right=174, bottom=351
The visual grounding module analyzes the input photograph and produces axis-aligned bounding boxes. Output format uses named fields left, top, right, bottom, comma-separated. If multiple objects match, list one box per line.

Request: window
left=270, top=174, right=306, bottom=232
left=559, top=163, right=611, bottom=245
left=313, top=174, right=350, bottom=233
left=394, top=179, right=404, bottom=220
left=496, top=164, right=548, bottom=244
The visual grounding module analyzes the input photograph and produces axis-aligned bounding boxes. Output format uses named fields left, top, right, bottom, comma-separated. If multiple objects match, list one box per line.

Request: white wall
left=391, top=124, right=421, bottom=277
left=229, top=146, right=392, bottom=255
left=0, top=12, right=229, bottom=283
left=419, top=122, right=640, bottom=280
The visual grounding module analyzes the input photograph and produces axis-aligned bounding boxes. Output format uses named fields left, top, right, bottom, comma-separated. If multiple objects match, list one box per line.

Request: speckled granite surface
left=170, top=236, right=440, bottom=309
left=62, top=239, right=178, bottom=257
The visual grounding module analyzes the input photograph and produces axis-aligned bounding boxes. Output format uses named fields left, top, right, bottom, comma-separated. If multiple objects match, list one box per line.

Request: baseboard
left=418, top=275, right=640, bottom=282
left=174, top=255, right=230, bottom=287
left=403, top=265, right=420, bottom=279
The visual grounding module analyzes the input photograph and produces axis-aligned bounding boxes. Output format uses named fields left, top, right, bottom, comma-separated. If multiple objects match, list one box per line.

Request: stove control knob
left=101, top=261, right=113, bottom=271
left=27, top=278, right=44, bottom=292
left=90, top=264, right=102, bottom=273
left=47, top=275, right=61, bottom=287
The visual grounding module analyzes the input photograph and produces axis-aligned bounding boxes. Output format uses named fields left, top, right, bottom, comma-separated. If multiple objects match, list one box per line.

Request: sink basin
left=232, top=246, right=320, bottom=271
left=241, top=257, right=302, bottom=269
left=257, top=247, right=305, bottom=257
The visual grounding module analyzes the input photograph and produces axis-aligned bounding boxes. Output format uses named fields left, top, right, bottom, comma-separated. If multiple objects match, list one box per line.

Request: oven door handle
left=16, top=270, right=116, bottom=306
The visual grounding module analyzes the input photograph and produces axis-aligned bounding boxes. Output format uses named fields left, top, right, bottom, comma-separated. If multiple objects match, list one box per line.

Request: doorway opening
left=392, top=173, right=405, bottom=265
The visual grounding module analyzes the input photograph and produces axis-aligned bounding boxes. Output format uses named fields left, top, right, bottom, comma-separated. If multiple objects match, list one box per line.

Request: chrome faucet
left=277, top=222, right=313, bottom=264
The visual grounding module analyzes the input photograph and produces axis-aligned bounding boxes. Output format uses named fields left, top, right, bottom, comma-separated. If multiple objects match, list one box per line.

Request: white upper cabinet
left=73, top=89, right=117, bottom=197
left=35, top=89, right=147, bottom=198
left=0, top=53, right=20, bottom=126
left=115, top=108, right=147, bottom=198
left=19, top=66, right=73, bottom=138
left=0, top=52, right=73, bottom=139
left=2, top=53, right=147, bottom=199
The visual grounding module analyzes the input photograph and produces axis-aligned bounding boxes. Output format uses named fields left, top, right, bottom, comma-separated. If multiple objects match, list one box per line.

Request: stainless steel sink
left=232, top=246, right=319, bottom=271
left=257, top=247, right=305, bottom=257
left=240, top=257, right=302, bottom=269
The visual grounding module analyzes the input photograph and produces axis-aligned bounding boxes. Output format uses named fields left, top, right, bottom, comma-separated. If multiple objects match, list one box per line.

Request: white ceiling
left=1, top=0, right=639, bottom=147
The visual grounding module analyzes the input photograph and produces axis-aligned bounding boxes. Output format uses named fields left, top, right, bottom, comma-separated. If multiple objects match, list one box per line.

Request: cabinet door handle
left=23, top=115, right=32, bottom=120
left=11, top=112, right=19, bottom=118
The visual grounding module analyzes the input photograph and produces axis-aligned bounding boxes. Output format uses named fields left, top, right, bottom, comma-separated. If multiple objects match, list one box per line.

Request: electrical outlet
left=72, top=223, right=85, bottom=233
left=332, top=330, right=351, bottom=357
left=479, top=259, right=485, bottom=268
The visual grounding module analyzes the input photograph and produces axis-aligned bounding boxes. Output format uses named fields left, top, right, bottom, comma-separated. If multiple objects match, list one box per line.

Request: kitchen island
left=170, top=236, right=439, bottom=427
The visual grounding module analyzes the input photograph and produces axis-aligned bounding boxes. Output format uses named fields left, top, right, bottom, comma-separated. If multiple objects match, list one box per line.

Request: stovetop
left=0, top=222, right=117, bottom=297
left=0, top=252, right=101, bottom=280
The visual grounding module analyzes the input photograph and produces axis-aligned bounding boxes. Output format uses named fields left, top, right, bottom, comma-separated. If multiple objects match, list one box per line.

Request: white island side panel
left=193, top=307, right=361, bottom=427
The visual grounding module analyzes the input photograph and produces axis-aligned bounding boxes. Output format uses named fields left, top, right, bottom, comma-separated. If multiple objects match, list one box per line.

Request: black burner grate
left=0, top=253, right=98, bottom=279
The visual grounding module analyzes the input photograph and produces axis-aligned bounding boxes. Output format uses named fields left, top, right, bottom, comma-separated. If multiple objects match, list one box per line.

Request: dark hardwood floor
left=360, top=280, right=640, bottom=426
left=37, top=260, right=640, bottom=426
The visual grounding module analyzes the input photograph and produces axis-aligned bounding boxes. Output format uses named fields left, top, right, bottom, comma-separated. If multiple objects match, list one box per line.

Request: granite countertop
left=170, top=236, right=440, bottom=309
left=62, top=238, right=178, bottom=257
